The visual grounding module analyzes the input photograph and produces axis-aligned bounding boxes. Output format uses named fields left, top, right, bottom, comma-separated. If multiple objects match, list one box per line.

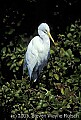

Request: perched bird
left=23, top=23, right=57, bottom=81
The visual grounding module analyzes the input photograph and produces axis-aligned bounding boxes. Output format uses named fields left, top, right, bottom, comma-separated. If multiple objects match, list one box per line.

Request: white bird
left=23, top=23, right=57, bottom=81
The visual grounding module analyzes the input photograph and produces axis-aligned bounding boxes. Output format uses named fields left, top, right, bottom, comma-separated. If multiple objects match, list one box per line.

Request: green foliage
left=1, top=43, right=26, bottom=81
left=0, top=20, right=81, bottom=119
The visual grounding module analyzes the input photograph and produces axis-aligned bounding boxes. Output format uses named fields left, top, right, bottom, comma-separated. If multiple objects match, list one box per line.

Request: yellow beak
left=47, top=31, right=58, bottom=46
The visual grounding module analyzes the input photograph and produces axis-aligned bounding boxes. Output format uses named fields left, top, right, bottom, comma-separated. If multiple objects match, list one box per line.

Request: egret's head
left=38, top=23, right=50, bottom=34
left=38, top=23, right=57, bottom=45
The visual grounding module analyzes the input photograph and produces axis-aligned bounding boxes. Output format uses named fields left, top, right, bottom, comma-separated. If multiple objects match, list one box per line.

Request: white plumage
left=23, top=23, right=55, bottom=81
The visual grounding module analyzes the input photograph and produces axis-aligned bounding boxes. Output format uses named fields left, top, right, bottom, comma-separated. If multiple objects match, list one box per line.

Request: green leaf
left=70, top=28, right=75, bottom=32
left=36, top=105, right=41, bottom=110
left=64, top=40, right=70, bottom=46
left=18, top=59, right=23, bottom=65
left=71, top=24, right=75, bottom=28
left=15, top=93, right=19, bottom=98
left=8, top=29, right=15, bottom=35
left=61, top=88, right=64, bottom=95
left=24, top=110, right=28, bottom=114
left=73, top=35, right=76, bottom=38
left=60, top=48, right=65, bottom=57
left=49, top=72, right=53, bottom=77
left=67, top=33, right=72, bottom=38
left=10, top=63, right=16, bottom=70
left=45, top=91, right=51, bottom=96
left=8, top=48, right=11, bottom=53
left=67, top=49, right=72, bottom=56
left=11, top=55, right=16, bottom=59
left=67, top=104, right=70, bottom=108
left=7, top=62, right=11, bottom=66
left=11, top=110, right=15, bottom=114
left=2, top=47, right=6, bottom=54
left=54, top=74, right=59, bottom=80
left=16, top=67, right=19, bottom=71
left=78, top=64, right=81, bottom=71
left=42, top=103, right=48, bottom=107
left=50, top=49, right=54, bottom=54
left=49, top=95, right=55, bottom=102
left=74, top=58, right=80, bottom=62
left=65, top=51, right=70, bottom=57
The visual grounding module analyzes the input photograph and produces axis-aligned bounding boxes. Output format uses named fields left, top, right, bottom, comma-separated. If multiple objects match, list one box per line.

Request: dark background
left=0, top=0, right=81, bottom=40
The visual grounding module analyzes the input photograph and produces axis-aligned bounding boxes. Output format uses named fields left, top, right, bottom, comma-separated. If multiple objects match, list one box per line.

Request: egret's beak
left=47, top=31, right=58, bottom=46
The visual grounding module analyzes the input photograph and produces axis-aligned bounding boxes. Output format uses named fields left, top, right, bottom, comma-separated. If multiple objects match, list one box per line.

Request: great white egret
left=23, top=23, right=57, bottom=81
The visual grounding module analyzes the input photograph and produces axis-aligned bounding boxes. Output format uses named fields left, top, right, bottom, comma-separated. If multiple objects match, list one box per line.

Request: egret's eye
left=43, top=29, right=48, bottom=34
left=38, top=29, right=47, bottom=34
left=45, top=29, right=48, bottom=33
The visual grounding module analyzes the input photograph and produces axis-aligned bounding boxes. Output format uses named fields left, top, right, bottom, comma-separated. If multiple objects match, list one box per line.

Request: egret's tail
left=31, top=71, right=38, bottom=82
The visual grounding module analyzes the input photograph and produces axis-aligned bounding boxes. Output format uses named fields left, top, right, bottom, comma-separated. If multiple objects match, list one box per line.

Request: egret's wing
left=26, top=36, right=43, bottom=80
left=38, top=53, right=49, bottom=75
left=26, top=48, right=38, bottom=79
